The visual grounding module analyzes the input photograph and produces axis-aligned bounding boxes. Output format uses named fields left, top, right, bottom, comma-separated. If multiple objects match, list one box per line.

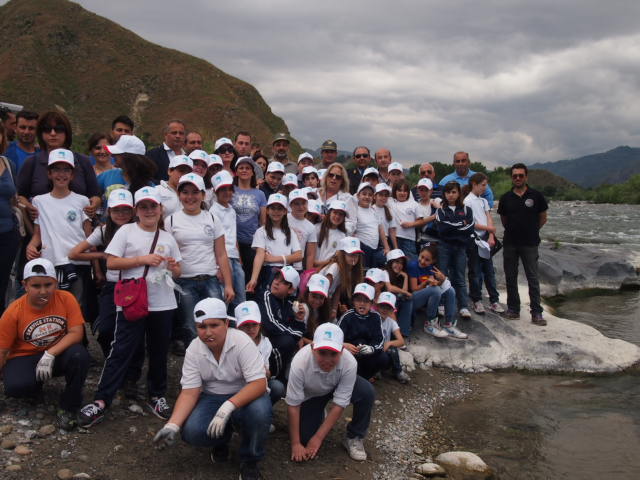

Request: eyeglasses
left=512, top=174, right=526, bottom=179
left=217, top=146, right=234, bottom=154
left=44, top=125, right=66, bottom=134
left=354, top=153, right=369, bottom=159
left=327, top=173, right=343, bottom=180
left=420, top=170, right=433, bottom=176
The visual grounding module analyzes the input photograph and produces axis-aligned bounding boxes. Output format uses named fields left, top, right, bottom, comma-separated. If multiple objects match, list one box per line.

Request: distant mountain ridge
left=0, top=0, right=301, bottom=151
left=530, top=146, right=640, bottom=188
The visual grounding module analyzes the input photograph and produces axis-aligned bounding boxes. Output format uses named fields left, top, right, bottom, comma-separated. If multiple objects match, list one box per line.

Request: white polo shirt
left=210, top=201, right=240, bottom=259
left=181, top=328, right=266, bottom=395
left=463, top=191, right=490, bottom=237
left=287, top=213, right=317, bottom=270
left=355, top=205, right=380, bottom=249
left=285, top=344, right=357, bottom=408
left=156, top=181, right=180, bottom=219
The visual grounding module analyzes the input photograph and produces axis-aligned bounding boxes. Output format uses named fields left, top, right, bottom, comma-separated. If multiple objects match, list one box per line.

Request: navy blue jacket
left=435, top=205, right=475, bottom=246
left=338, top=309, right=384, bottom=351
left=258, top=290, right=306, bottom=340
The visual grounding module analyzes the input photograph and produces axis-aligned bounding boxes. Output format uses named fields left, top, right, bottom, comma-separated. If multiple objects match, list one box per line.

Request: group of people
left=0, top=109, right=549, bottom=480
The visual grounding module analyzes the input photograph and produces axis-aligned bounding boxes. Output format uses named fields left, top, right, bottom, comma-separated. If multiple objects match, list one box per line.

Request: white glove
left=153, top=423, right=180, bottom=449
left=358, top=344, right=374, bottom=356
left=36, top=351, right=55, bottom=381
left=207, top=400, right=236, bottom=438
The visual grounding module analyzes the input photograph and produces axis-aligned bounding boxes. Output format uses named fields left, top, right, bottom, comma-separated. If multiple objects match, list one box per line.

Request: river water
left=443, top=201, right=640, bottom=479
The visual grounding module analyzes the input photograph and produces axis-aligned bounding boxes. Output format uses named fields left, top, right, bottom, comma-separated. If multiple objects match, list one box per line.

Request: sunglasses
left=354, top=153, right=369, bottom=159
left=420, top=170, right=433, bottom=175
left=217, top=146, right=234, bottom=154
left=44, top=125, right=66, bottom=134
left=327, top=173, right=343, bottom=180
left=512, top=174, right=526, bottom=179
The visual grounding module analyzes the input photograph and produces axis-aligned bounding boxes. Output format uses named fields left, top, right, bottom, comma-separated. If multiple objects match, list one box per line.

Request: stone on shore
left=416, top=462, right=447, bottom=476
left=435, top=451, right=492, bottom=479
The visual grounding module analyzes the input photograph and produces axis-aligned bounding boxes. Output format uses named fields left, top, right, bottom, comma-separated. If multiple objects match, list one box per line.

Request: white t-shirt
left=33, top=192, right=89, bottom=266
left=285, top=344, right=357, bottom=408
left=389, top=198, right=421, bottom=240
left=288, top=214, right=317, bottom=270
left=105, top=223, right=182, bottom=311
left=204, top=188, right=216, bottom=209
left=315, top=226, right=346, bottom=263
left=381, top=316, right=400, bottom=343
left=181, top=328, right=266, bottom=395
left=166, top=209, right=224, bottom=277
left=87, top=225, right=118, bottom=282
left=323, top=191, right=357, bottom=235
left=372, top=204, right=397, bottom=237
left=251, top=225, right=301, bottom=266
left=156, top=181, right=180, bottom=219
left=257, top=335, right=273, bottom=371
left=319, top=262, right=340, bottom=297
left=210, top=201, right=239, bottom=259
left=463, top=192, right=490, bottom=238
left=355, top=205, right=379, bottom=249
left=415, top=202, right=436, bottom=233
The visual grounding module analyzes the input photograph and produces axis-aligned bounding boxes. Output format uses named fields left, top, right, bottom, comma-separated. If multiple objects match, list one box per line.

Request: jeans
left=467, top=244, right=499, bottom=304
left=397, top=237, right=417, bottom=261
left=361, top=242, right=385, bottom=269
left=4, top=344, right=89, bottom=411
left=355, top=350, right=389, bottom=379
left=229, top=258, right=246, bottom=311
left=385, top=347, right=402, bottom=374
left=95, top=309, right=173, bottom=406
left=396, top=295, right=413, bottom=337
left=411, top=285, right=457, bottom=326
left=268, top=378, right=285, bottom=405
left=438, top=241, right=469, bottom=310
left=503, top=244, right=542, bottom=315
left=177, top=276, right=223, bottom=342
left=298, top=375, right=375, bottom=444
left=0, top=227, right=19, bottom=315
left=182, top=392, right=272, bottom=463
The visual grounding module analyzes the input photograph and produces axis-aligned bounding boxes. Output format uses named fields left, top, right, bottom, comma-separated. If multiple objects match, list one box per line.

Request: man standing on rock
left=440, top=151, right=494, bottom=207
left=498, top=163, right=548, bottom=325
left=271, top=133, right=297, bottom=174
left=146, top=119, right=186, bottom=182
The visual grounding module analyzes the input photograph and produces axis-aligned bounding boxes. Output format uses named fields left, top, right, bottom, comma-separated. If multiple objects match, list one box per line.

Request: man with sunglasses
left=411, top=162, right=443, bottom=202
left=147, top=120, right=186, bottom=182
left=498, top=163, right=548, bottom=326
left=348, top=146, right=372, bottom=194
left=440, top=151, right=494, bottom=207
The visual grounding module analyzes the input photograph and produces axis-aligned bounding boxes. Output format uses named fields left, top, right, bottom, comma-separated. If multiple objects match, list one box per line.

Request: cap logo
left=118, top=192, right=125, bottom=199
left=242, top=306, right=249, bottom=314
left=195, top=310, right=205, bottom=318
left=323, top=331, right=332, bottom=340
left=319, top=279, right=325, bottom=285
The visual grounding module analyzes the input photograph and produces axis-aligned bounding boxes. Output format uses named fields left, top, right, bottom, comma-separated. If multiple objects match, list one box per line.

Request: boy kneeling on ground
left=0, top=258, right=90, bottom=430
left=153, top=297, right=271, bottom=480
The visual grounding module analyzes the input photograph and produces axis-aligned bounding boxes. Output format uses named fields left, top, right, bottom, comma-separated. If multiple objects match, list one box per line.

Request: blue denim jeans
left=503, top=244, right=542, bottom=314
left=438, top=241, right=469, bottom=310
left=397, top=237, right=417, bottom=261
left=229, top=258, right=246, bottom=311
left=396, top=295, right=413, bottom=336
left=268, top=378, right=285, bottom=405
left=467, top=244, right=499, bottom=304
left=361, top=242, right=386, bottom=269
left=177, top=275, right=223, bottom=342
left=411, top=285, right=457, bottom=326
left=181, top=392, right=272, bottom=463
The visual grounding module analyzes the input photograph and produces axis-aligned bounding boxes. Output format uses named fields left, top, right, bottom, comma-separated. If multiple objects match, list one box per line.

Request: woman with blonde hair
left=318, top=162, right=357, bottom=235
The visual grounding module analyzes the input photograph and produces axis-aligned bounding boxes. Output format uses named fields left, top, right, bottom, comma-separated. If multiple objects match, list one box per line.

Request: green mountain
left=0, top=0, right=301, bottom=152
left=529, top=146, right=640, bottom=188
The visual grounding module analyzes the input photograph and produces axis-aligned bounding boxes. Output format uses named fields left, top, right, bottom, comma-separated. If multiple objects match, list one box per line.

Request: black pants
left=385, top=347, right=402, bottom=374
left=238, top=242, right=255, bottom=290
left=0, top=227, right=20, bottom=315
left=95, top=309, right=173, bottom=406
left=3, top=343, right=90, bottom=411
left=355, top=350, right=389, bottom=379
left=503, top=244, right=542, bottom=315
left=268, top=334, right=298, bottom=382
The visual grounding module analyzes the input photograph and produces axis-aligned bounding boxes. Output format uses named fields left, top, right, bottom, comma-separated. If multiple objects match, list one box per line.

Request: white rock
left=435, top=451, right=492, bottom=479
left=398, top=349, right=416, bottom=371
left=73, top=473, right=91, bottom=479
left=415, top=462, right=447, bottom=476
left=128, top=404, right=144, bottom=414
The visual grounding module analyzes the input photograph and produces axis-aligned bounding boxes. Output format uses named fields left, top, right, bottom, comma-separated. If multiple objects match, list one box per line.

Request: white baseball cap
left=134, top=186, right=161, bottom=205
left=168, top=155, right=193, bottom=170
left=267, top=193, right=288, bottom=209
left=338, top=236, right=363, bottom=254
left=302, top=166, right=319, bottom=177
left=377, top=291, right=397, bottom=311
left=207, top=154, right=223, bottom=168
left=23, top=258, right=56, bottom=280
left=193, top=297, right=228, bottom=322
left=211, top=170, right=234, bottom=191
left=388, top=162, right=403, bottom=173
left=48, top=148, right=74, bottom=168
left=317, top=168, right=328, bottom=179
left=178, top=173, right=205, bottom=191
left=362, top=167, right=379, bottom=178
left=365, top=268, right=387, bottom=284
left=288, top=189, right=308, bottom=204
left=353, top=282, right=375, bottom=301
left=282, top=173, right=298, bottom=187
left=278, top=265, right=300, bottom=289
left=266, top=161, right=285, bottom=174
left=214, top=137, right=233, bottom=151
left=234, top=301, right=261, bottom=327
left=307, top=273, right=330, bottom=297
left=105, top=135, right=146, bottom=155
left=417, top=178, right=434, bottom=190
left=312, top=323, right=344, bottom=352
left=328, top=200, right=347, bottom=212
left=188, top=149, right=209, bottom=164
left=386, top=249, right=406, bottom=262
left=235, top=156, right=257, bottom=170
left=307, top=199, right=323, bottom=216
left=357, top=182, right=375, bottom=194
left=298, top=152, right=314, bottom=163
left=375, top=183, right=392, bottom=194
left=107, top=188, right=134, bottom=209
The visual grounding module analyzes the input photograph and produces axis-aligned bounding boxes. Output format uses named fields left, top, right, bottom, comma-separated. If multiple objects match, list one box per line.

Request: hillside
left=0, top=0, right=301, bottom=151
left=530, top=146, right=640, bottom=188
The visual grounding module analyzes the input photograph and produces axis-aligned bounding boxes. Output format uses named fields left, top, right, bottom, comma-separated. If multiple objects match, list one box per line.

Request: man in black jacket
left=146, top=119, right=186, bottom=182
left=347, top=146, right=372, bottom=194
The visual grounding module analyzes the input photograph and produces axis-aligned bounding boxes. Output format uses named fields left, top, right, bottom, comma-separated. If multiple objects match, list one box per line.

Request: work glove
left=358, top=344, right=374, bottom=356
left=35, top=351, right=55, bottom=381
left=207, top=400, right=236, bottom=438
left=153, top=423, right=180, bottom=449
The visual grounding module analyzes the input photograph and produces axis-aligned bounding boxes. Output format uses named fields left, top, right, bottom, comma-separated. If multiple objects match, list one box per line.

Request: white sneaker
left=472, top=301, right=485, bottom=314
left=343, top=436, right=367, bottom=461
left=489, top=302, right=505, bottom=313
left=395, top=370, right=410, bottom=384
left=443, top=325, right=468, bottom=340
left=437, top=305, right=445, bottom=316
left=269, top=424, right=275, bottom=433
left=424, top=321, right=448, bottom=338
left=459, top=308, right=472, bottom=318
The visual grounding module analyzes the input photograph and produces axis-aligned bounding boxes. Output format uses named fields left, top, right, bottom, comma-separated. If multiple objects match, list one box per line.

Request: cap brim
left=135, top=197, right=160, bottom=205
left=345, top=249, right=364, bottom=254
left=108, top=202, right=133, bottom=209
left=313, top=343, right=342, bottom=352
left=214, top=182, right=233, bottom=191
left=49, top=160, right=75, bottom=168
left=377, top=301, right=397, bottom=311
left=179, top=180, right=204, bottom=190
left=237, top=319, right=261, bottom=327
left=268, top=201, right=287, bottom=208
left=308, top=288, right=328, bottom=298
left=353, top=292, right=373, bottom=301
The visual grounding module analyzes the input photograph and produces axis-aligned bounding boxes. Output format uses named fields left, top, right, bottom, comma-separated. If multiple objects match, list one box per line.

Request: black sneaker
left=147, top=396, right=172, bottom=420
left=531, top=313, right=547, bottom=326
left=209, top=444, right=229, bottom=464
left=239, top=462, right=262, bottom=480
left=501, top=309, right=520, bottom=320
left=171, top=340, right=186, bottom=357
left=78, top=402, right=105, bottom=427
left=56, top=409, right=77, bottom=431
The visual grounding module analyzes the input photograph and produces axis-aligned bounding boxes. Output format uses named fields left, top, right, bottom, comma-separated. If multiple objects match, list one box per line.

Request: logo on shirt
left=155, top=244, right=167, bottom=255
left=203, top=224, right=214, bottom=237
left=66, top=210, right=77, bottom=222
left=525, top=198, right=534, bottom=208
left=23, top=315, right=67, bottom=348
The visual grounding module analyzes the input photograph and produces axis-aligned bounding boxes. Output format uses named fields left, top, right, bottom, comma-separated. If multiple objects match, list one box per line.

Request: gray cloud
left=61, top=2, right=640, bottom=166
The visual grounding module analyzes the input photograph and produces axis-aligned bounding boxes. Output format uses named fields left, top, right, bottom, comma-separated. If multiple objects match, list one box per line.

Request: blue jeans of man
left=411, top=285, right=457, bottom=326
left=503, top=244, right=542, bottom=315
left=438, top=241, right=470, bottom=310
left=181, top=392, right=272, bottom=463
left=177, top=275, right=223, bottom=343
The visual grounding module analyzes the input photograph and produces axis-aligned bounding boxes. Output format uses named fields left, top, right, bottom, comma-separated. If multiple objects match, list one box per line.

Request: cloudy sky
left=72, top=1, right=640, bottom=167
